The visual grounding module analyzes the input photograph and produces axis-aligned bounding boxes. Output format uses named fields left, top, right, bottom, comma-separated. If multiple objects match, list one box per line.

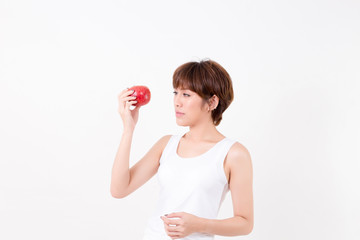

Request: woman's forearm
left=110, top=129, right=133, bottom=198
left=198, top=216, right=252, bottom=236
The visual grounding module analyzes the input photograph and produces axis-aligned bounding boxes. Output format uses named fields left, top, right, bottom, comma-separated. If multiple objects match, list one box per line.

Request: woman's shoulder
left=226, top=140, right=252, bottom=166
left=155, top=134, right=178, bottom=156
left=156, top=134, right=178, bottom=148
left=158, top=133, right=184, bottom=142
left=147, top=135, right=173, bottom=158
left=156, top=134, right=173, bottom=146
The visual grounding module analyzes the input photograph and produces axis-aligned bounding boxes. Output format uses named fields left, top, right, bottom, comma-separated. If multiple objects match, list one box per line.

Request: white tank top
left=142, top=134, right=237, bottom=240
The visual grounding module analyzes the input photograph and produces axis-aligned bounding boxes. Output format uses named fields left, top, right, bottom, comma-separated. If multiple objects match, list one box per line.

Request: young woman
left=111, top=59, right=254, bottom=240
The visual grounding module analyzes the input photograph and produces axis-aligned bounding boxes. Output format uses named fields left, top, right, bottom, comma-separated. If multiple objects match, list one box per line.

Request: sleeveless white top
left=142, top=134, right=237, bottom=240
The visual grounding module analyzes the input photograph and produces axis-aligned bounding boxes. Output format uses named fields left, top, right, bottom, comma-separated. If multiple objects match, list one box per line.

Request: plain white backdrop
left=1, top=0, right=359, bottom=239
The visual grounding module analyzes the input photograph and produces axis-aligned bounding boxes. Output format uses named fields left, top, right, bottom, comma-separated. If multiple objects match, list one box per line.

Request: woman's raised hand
left=117, top=88, right=140, bottom=131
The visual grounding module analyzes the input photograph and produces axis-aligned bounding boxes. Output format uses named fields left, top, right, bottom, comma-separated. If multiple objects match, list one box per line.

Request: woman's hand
left=117, top=88, right=140, bottom=131
left=160, top=212, right=203, bottom=239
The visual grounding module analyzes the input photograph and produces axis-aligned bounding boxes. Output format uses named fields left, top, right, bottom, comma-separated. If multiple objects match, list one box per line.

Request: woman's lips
left=176, top=112, right=184, bottom=117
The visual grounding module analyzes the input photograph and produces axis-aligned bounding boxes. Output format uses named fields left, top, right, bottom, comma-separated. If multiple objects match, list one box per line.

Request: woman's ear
left=209, top=95, right=219, bottom=111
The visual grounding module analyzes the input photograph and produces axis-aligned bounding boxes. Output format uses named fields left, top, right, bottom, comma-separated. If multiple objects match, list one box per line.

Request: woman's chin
left=175, top=119, right=189, bottom=127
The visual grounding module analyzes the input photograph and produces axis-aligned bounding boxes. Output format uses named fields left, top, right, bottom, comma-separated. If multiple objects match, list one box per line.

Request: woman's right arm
left=110, top=88, right=171, bottom=198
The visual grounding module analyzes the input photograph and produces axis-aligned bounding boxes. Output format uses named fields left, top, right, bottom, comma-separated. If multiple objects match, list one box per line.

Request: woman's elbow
left=110, top=188, right=127, bottom=199
left=246, top=221, right=254, bottom=235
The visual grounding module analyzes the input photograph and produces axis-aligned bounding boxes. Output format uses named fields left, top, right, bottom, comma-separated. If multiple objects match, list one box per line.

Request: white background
left=1, top=0, right=359, bottom=239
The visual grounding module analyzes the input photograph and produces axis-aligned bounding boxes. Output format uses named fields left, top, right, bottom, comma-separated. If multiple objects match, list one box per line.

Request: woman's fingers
left=162, top=218, right=180, bottom=232
left=167, top=225, right=179, bottom=232
left=118, top=89, right=134, bottom=99
left=122, top=96, right=137, bottom=102
left=125, top=100, right=137, bottom=107
left=118, top=100, right=137, bottom=114
left=118, top=88, right=131, bottom=96
left=162, top=216, right=182, bottom=226
left=163, top=223, right=180, bottom=238
left=118, top=89, right=137, bottom=113
left=116, top=88, right=141, bottom=130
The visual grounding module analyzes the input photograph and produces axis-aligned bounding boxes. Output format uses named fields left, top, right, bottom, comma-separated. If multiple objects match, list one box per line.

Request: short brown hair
left=173, top=59, right=234, bottom=126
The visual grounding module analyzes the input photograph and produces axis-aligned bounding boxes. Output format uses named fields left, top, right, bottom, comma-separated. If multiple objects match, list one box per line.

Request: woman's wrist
left=122, top=125, right=135, bottom=135
left=196, top=217, right=210, bottom=233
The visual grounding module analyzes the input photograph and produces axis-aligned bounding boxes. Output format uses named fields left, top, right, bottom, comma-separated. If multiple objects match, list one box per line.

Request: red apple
left=129, top=85, right=151, bottom=107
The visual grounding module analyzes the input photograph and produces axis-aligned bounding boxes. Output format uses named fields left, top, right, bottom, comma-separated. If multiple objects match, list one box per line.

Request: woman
left=111, top=59, right=254, bottom=240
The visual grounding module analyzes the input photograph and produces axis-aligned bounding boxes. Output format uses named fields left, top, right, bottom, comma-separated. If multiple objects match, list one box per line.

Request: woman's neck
left=185, top=124, right=223, bottom=142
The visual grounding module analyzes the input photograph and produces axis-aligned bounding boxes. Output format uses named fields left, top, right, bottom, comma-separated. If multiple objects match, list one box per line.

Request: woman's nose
left=174, top=95, right=182, bottom=107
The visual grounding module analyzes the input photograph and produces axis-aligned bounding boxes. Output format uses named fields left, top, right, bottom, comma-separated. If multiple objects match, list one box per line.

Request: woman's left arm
left=161, top=143, right=254, bottom=238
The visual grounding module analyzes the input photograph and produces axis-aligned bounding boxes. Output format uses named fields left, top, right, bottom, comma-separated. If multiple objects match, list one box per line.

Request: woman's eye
left=173, top=91, right=190, bottom=97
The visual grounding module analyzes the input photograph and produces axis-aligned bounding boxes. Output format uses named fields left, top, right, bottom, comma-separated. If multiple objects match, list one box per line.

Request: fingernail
left=165, top=214, right=168, bottom=216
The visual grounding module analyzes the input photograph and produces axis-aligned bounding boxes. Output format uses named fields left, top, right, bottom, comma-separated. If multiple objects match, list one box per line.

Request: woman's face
left=173, top=88, right=210, bottom=127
